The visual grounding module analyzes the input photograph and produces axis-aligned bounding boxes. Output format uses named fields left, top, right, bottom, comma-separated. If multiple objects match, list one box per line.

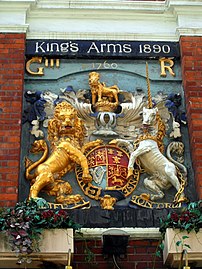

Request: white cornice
left=0, top=0, right=36, bottom=9
left=26, top=31, right=178, bottom=42
left=25, top=0, right=202, bottom=40
left=27, top=9, right=170, bottom=18
left=0, top=0, right=202, bottom=39
left=0, top=24, right=29, bottom=33
left=0, top=0, right=35, bottom=32
left=36, top=0, right=167, bottom=13
left=176, top=27, right=202, bottom=38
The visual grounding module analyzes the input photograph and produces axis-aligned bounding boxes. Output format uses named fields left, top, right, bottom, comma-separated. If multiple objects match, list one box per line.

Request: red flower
left=42, top=210, right=54, bottom=218
left=171, top=212, right=179, bottom=222
left=58, top=210, right=67, bottom=217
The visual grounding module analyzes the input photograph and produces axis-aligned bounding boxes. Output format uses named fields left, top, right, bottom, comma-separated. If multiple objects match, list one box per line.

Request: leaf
left=18, top=230, right=28, bottom=237
left=155, top=250, right=161, bottom=257
left=185, top=223, right=192, bottom=230
left=34, top=198, right=48, bottom=208
left=184, top=244, right=191, bottom=249
left=182, top=235, right=189, bottom=240
left=176, top=240, right=182, bottom=246
left=34, top=215, right=40, bottom=221
left=159, top=242, right=164, bottom=250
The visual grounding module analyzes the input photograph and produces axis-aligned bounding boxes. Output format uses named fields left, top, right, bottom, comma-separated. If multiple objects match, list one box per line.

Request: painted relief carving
left=24, top=64, right=188, bottom=209
left=111, top=64, right=187, bottom=205
left=25, top=102, right=102, bottom=208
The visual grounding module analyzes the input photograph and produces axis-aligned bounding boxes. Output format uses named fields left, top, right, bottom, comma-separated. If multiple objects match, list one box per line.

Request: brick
left=192, top=119, right=202, bottom=127
left=128, top=253, right=153, bottom=262
left=0, top=181, right=18, bottom=187
left=195, top=167, right=202, bottom=175
left=6, top=187, right=18, bottom=194
left=135, top=247, right=147, bottom=253
left=73, top=254, right=86, bottom=262
left=0, top=167, right=19, bottom=174
left=190, top=113, right=202, bottom=119
left=181, top=36, right=202, bottom=204
left=5, top=33, right=25, bottom=39
left=127, top=246, right=135, bottom=254
left=0, top=35, right=24, bottom=209
left=183, top=37, right=202, bottom=43
left=90, top=247, right=102, bottom=255
left=6, top=174, right=19, bottom=180
left=185, top=71, right=195, bottom=80
left=135, top=262, right=150, bottom=269
left=0, top=193, right=18, bottom=200
left=0, top=200, right=16, bottom=207
left=0, top=142, right=20, bottom=150
left=95, top=240, right=102, bottom=247
left=185, top=90, right=202, bottom=98
left=4, top=136, right=21, bottom=143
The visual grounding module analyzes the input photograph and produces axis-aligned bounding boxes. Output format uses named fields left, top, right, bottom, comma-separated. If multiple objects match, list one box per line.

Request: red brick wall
left=180, top=36, right=202, bottom=200
left=0, top=33, right=25, bottom=207
left=73, top=238, right=166, bottom=269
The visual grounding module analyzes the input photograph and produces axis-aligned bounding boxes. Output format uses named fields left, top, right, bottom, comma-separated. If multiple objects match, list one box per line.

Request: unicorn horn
left=146, top=62, right=153, bottom=108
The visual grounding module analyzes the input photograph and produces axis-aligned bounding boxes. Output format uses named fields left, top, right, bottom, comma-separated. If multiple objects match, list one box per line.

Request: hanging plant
left=0, top=198, right=81, bottom=264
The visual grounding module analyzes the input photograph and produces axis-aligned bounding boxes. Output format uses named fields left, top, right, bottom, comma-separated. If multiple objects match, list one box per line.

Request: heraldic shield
left=75, top=145, right=140, bottom=204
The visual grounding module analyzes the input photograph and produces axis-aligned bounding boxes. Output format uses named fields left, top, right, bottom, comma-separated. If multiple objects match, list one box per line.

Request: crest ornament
left=89, top=71, right=120, bottom=113
left=24, top=65, right=189, bottom=209
left=75, top=145, right=140, bottom=207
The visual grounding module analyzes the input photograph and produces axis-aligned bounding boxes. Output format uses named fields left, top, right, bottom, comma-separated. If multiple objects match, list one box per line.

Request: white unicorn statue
left=110, top=63, right=187, bottom=204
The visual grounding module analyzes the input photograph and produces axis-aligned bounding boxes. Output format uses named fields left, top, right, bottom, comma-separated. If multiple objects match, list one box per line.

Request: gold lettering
left=45, top=58, right=49, bottom=67
left=56, top=59, right=60, bottom=67
left=44, top=58, right=60, bottom=68
left=26, top=57, right=44, bottom=76
left=156, top=203, right=165, bottom=209
left=26, top=57, right=60, bottom=76
left=50, top=59, right=54, bottom=68
left=159, top=57, right=175, bottom=77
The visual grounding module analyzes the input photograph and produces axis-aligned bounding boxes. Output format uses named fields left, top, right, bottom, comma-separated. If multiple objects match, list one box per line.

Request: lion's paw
left=82, top=174, right=92, bottom=183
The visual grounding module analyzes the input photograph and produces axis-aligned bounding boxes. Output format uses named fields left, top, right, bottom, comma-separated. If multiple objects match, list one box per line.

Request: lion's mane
left=47, top=102, right=86, bottom=148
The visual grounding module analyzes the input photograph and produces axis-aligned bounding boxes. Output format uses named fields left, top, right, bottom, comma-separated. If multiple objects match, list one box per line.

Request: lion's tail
left=166, top=141, right=187, bottom=178
left=25, top=140, right=49, bottom=181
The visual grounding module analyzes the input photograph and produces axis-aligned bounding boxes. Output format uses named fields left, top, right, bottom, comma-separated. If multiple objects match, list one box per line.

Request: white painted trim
left=0, top=24, right=29, bottom=33
left=0, top=0, right=36, bottom=9
left=26, top=32, right=178, bottom=41
left=36, top=0, right=166, bottom=12
left=77, top=228, right=161, bottom=239
left=176, top=27, right=202, bottom=37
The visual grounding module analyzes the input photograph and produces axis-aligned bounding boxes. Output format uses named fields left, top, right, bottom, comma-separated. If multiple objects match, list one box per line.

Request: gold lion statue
left=89, top=71, right=120, bottom=110
left=26, top=101, right=101, bottom=199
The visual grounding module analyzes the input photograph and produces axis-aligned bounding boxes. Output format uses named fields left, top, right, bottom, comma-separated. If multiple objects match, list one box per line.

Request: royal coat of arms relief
left=24, top=64, right=189, bottom=209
